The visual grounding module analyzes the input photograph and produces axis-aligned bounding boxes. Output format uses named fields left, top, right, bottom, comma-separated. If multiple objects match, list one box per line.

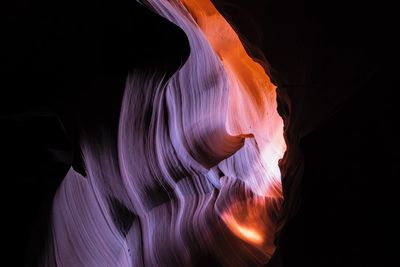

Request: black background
left=1, top=0, right=398, bottom=266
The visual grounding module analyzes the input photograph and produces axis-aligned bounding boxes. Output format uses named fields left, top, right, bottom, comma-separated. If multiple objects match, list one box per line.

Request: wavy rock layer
left=43, top=1, right=286, bottom=266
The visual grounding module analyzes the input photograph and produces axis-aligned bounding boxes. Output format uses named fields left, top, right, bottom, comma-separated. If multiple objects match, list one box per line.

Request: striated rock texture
left=42, top=1, right=289, bottom=266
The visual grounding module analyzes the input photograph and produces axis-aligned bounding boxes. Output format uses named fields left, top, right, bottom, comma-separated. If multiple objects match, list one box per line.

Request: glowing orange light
left=222, top=213, right=264, bottom=245
left=235, top=225, right=263, bottom=243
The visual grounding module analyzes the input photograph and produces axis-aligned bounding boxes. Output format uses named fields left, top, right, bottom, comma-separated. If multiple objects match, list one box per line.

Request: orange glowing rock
left=222, top=213, right=264, bottom=245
